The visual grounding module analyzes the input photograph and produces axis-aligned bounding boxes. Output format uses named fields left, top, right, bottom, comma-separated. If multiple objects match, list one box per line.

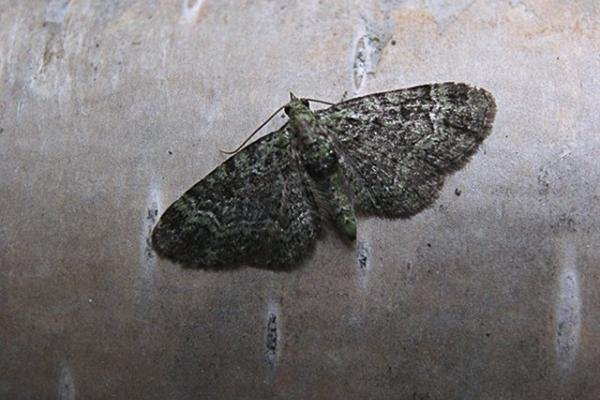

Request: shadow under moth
left=151, top=82, right=496, bottom=267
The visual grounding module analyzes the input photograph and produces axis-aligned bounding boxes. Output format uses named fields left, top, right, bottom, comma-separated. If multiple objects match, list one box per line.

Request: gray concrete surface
left=1, top=1, right=600, bottom=399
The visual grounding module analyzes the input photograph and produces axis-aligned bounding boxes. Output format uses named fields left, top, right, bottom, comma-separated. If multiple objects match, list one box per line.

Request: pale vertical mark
left=58, top=362, right=75, bottom=400
left=351, top=29, right=371, bottom=93
left=3, top=16, right=19, bottom=78
left=182, top=0, right=205, bottom=23
left=265, top=301, right=280, bottom=371
left=138, top=185, right=162, bottom=303
left=555, top=236, right=581, bottom=374
left=16, top=99, right=25, bottom=118
left=425, top=0, right=475, bottom=29
left=356, top=240, right=372, bottom=290
left=159, top=28, right=172, bottom=100
left=350, top=14, right=393, bottom=93
left=45, top=0, right=70, bottom=24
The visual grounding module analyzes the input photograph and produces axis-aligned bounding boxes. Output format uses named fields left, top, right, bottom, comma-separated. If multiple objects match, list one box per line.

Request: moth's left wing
left=317, top=82, right=496, bottom=218
left=151, top=126, right=320, bottom=268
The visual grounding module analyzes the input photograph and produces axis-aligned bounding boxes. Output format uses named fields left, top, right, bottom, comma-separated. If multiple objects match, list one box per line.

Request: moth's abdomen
left=299, top=136, right=357, bottom=240
left=324, top=172, right=357, bottom=240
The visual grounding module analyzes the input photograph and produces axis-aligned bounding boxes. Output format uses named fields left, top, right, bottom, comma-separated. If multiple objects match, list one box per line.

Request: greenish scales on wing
left=151, top=83, right=496, bottom=267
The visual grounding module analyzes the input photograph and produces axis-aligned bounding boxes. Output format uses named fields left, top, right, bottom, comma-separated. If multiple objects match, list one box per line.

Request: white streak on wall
left=350, top=8, right=393, bottom=94
left=356, top=240, right=372, bottom=291
left=425, top=0, right=475, bottom=28
left=138, top=185, right=162, bottom=303
left=351, top=26, right=371, bottom=93
left=265, top=301, right=280, bottom=371
left=181, top=0, right=205, bottom=23
left=45, top=0, right=70, bottom=24
left=58, top=362, right=75, bottom=400
left=555, top=236, right=581, bottom=374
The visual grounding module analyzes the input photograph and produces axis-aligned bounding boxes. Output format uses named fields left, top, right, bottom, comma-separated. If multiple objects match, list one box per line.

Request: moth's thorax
left=285, top=102, right=338, bottom=179
left=283, top=100, right=356, bottom=239
left=285, top=104, right=355, bottom=240
left=285, top=101, right=319, bottom=144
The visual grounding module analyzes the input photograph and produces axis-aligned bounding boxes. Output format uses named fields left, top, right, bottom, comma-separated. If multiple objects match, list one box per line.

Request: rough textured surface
left=1, top=1, right=600, bottom=399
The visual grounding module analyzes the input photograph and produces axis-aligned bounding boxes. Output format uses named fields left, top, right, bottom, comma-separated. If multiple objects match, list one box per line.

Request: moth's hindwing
left=151, top=127, right=320, bottom=267
left=318, top=82, right=496, bottom=218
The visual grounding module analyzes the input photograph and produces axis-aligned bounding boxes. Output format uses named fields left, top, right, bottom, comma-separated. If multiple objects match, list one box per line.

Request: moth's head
left=284, top=93, right=311, bottom=119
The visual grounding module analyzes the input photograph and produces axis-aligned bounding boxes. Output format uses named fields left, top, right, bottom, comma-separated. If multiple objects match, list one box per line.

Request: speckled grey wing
left=151, top=127, right=320, bottom=267
left=317, top=82, right=496, bottom=218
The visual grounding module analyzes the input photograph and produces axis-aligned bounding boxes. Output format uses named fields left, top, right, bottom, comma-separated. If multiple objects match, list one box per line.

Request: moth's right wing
left=318, top=82, right=496, bottom=218
left=151, top=127, right=320, bottom=268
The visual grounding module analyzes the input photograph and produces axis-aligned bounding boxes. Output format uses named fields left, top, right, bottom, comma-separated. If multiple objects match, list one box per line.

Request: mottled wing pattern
left=318, top=82, right=496, bottom=218
left=151, top=127, right=320, bottom=267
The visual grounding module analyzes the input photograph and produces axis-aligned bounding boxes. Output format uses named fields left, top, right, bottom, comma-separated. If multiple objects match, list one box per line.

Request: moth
left=151, top=83, right=496, bottom=267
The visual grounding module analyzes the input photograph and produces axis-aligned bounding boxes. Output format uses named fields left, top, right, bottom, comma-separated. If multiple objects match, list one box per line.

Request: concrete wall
left=1, top=1, right=599, bottom=398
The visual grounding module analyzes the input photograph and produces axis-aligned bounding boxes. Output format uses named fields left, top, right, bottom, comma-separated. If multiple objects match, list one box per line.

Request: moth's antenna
left=304, top=98, right=335, bottom=106
left=220, top=104, right=286, bottom=155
